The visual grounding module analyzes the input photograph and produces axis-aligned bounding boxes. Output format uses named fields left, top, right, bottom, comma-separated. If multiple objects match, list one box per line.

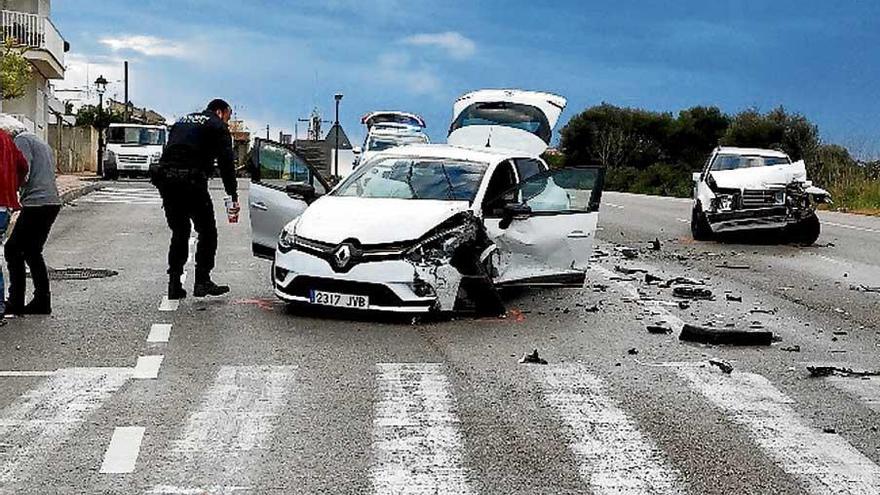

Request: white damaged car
left=691, top=146, right=831, bottom=244
left=248, top=90, right=606, bottom=313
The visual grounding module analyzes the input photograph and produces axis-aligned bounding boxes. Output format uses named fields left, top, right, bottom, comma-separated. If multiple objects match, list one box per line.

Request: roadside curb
left=60, top=181, right=104, bottom=204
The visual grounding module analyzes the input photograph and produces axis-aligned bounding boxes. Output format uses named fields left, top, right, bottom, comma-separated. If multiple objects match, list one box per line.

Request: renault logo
left=333, top=244, right=353, bottom=268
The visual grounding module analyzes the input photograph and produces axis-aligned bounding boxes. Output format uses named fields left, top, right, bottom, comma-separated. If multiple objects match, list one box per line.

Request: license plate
left=309, top=290, right=369, bottom=309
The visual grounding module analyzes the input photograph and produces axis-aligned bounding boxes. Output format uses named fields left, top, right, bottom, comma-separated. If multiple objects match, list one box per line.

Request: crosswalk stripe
left=371, top=363, right=474, bottom=495
left=78, top=188, right=162, bottom=205
left=678, top=365, right=880, bottom=494
left=0, top=368, right=131, bottom=488
left=534, top=364, right=686, bottom=494
left=150, top=365, right=297, bottom=494
left=99, top=426, right=145, bottom=474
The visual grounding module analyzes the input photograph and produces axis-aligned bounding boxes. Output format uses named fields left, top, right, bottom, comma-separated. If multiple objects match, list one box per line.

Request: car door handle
left=567, top=230, right=590, bottom=238
left=251, top=202, right=269, bottom=211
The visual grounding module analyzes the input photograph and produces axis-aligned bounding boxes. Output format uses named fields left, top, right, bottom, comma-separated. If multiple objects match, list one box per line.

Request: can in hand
left=224, top=196, right=240, bottom=224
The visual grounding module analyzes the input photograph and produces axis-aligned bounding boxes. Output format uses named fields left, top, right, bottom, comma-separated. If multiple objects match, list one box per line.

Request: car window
left=710, top=154, right=791, bottom=171
left=257, top=141, right=326, bottom=194
left=107, top=127, right=166, bottom=145
left=367, top=134, right=429, bottom=152
left=450, top=102, right=552, bottom=143
left=334, top=157, right=487, bottom=201
left=482, top=161, right=519, bottom=215
left=496, top=167, right=604, bottom=213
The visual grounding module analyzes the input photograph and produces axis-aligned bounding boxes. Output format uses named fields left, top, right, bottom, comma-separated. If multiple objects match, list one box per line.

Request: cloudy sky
left=54, top=0, right=880, bottom=154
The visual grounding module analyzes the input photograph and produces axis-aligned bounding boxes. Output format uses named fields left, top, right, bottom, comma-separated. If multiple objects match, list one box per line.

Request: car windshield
left=334, top=157, right=488, bottom=201
left=367, top=134, right=429, bottom=152
left=450, top=102, right=552, bottom=143
left=711, top=154, right=791, bottom=171
left=107, top=127, right=166, bottom=146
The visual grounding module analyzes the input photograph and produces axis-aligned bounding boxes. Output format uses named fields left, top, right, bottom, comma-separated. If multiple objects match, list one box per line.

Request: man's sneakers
left=193, top=280, right=230, bottom=298
left=168, top=279, right=188, bottom=300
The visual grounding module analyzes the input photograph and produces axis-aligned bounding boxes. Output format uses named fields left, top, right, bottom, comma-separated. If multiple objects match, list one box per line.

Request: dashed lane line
left=159, top=297, right=179, bottom=312
left=678, top=366, right=880, bottom=494
left=604, top=203, right=624, bottom=209
left=133, top=355, right=164, bottom=380
left=371, top=363, right=474, bottom=495
left=0, top=370, right=57, bottom=377
left=823, top=221, right=880, bottom=234
left=100, top=426, right=145, bottom=474
left=533, top=364, right=686, bottom=494
left=147, top=324, right=172, bottom=344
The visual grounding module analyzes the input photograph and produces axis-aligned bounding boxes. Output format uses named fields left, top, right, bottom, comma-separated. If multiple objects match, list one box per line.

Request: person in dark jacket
left=0, top=116, right=30, bottom=319
left=154, top=98, right=238, bottom=300
left=5, top=128, right=62, bottom=315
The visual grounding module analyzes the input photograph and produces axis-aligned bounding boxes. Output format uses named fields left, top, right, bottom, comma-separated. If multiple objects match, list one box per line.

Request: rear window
left=450, top=102, right=551, bottom=143
left=711, top=154, right=791, bottom=171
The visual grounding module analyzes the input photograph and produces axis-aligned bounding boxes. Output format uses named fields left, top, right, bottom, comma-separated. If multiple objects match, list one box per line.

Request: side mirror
left=285, top=183, right=316, bottom=201
left=499, top=203, right=532, bottom=229
left=353, top=146, right=362, bottom=155
left=692, top=172, right=701, bottom=183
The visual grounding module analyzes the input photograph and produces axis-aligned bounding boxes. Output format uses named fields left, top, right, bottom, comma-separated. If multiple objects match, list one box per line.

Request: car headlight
left=773, top=190, right=785, bottom=205
left=278, top=223, right=297, bottom=252
left=405, top=223, right=474, bottom=263
left=150, top=152, right=162, bottom=164
left=712, top=194, right=736, bottom=211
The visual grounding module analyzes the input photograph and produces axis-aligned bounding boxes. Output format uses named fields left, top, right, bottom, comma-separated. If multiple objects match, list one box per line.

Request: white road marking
left=591, top=264, right=685, bottom=331
left=148, top=485, right=252, bottom=494
left=604, top=202, right=624, bottom=209
left=100, top=426, right=145, bottom=474
left=159, top=297, right=179, bottom=312
left=823, top=221, right=880, bottom=234
left=371, top=363, right=474, bottom=495
left=534, top=364, right=686, bottom=494
left=147, top=324, right=172, bottom=343
left=0, top=370, right=56, bottom=377
left=676, top=218, right=689, bottom=223
left=678, top=366, right=880, bottom=494
left=150, top=365, right=296, bottom=494
left=78, top=188, right=162, bottom=205
left=0, top=368, right=131, bottom=487
left=133, top=355, right=164, bottom=380
left=828, top=377, right=880, bottom=414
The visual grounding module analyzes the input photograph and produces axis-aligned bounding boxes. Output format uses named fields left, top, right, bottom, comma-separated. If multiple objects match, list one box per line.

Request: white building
left=0, top=0, right=68, bottom=140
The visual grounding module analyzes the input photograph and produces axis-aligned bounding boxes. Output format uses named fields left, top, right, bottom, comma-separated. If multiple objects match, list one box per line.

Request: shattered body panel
left=694, top=148, right=831, bottom=235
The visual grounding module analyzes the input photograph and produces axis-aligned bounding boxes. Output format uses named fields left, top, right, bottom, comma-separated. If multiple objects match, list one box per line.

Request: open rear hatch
left=447, top=89, right=566, bottom=156
left=362, top=111, right=426, bottom=129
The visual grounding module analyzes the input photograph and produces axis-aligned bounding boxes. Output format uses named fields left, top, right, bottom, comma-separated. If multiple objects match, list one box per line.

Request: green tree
left=74, top=104, right=124, bottom=128
left=0, top=37, right=31, bottom=101
left=721, top=106, right=819, bottom=162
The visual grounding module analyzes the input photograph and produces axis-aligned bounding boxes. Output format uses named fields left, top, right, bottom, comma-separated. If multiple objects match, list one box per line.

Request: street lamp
left=95, top=75, right=108, bottom=177
left=334, top=93, right=343, bottom=179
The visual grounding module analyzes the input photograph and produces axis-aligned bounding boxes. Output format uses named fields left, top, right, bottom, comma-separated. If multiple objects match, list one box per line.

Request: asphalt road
left=0, top=182, right=878, bottom=494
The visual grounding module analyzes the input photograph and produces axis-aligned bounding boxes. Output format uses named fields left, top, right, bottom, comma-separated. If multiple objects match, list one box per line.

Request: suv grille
left=741, top=189, right=780, bottom=209
left=118, top=154, right=148, bottom=164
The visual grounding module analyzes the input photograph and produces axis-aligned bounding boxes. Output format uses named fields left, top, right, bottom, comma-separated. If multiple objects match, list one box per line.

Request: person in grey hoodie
left=5, top=131, right=62, bottom=315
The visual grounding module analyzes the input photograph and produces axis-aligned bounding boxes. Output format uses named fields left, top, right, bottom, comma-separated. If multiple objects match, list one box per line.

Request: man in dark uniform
left=153, top=98, right=239, bottom=299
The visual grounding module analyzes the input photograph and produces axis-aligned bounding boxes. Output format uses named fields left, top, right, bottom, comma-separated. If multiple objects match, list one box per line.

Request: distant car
left=691, top=146, right=831, bottom=244
left=103, top=123, right=167, bottom=180
left=248, top=90, right=607, bottom=313
left=355, top=112, right=429, bottom=167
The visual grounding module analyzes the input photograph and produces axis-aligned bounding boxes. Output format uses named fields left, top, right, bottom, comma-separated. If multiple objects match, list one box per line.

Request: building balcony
left=1, top=9, right=66, bottom=79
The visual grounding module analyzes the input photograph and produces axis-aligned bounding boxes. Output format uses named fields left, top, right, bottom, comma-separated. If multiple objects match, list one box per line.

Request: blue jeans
left=0, top=209, right=9, bottom=314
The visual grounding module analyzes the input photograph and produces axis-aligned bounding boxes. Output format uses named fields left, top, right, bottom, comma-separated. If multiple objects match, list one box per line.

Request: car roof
left=108, top=123, right=166, bottom=129
left=368, top=143, right=525, bottom=164
left=715, top=146, right=790, bottom=158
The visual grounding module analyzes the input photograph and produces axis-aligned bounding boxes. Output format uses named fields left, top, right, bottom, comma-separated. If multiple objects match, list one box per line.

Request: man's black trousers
left=159, top=181, right=217, bottom=283
left=5, top=205, right=61, bottom=305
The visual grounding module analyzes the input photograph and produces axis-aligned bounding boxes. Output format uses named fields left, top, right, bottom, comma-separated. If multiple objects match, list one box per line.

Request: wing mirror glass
left=692, top=172, right=701, bottom=183
left=499, top=203, right=532, bottom=229
left=353, top=146, right=362, bottom=155
left=285, top=183, right=316, bottom=201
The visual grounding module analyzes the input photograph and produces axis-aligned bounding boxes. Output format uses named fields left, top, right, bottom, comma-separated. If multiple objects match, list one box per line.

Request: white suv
left=691, top=146, right=831, bottom=244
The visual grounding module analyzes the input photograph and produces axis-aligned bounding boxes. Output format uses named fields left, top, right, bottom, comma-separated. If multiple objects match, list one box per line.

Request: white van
left=103, top=123, right=167, bottom=179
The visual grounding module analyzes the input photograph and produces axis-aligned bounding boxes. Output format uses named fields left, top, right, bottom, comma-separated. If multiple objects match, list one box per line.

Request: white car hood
left=712, top=160, right=808, bottom=189
left=295, top=196, right=471, bottom=245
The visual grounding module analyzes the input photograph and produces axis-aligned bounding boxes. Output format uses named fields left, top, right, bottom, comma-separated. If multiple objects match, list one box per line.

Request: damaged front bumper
left=707, top=206, right=792, bottom=232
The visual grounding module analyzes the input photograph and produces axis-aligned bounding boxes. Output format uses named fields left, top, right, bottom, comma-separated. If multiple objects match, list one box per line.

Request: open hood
left=447, top=89, right=566, bottom=156
left=294, top=196, right=469, bottom=245
left=712, top=160, right=809, bottom=189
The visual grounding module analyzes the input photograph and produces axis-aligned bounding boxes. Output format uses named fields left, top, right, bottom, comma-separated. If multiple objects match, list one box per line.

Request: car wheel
left=691, top=203, right=713, bottom=241
left=788, top=213, right=820, bottom=245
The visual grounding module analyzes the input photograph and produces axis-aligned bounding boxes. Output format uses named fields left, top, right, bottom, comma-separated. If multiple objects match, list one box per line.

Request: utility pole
left=266, top=124, right=270, bottom=140
left=334, top=93, right=343, bottom=178
left=123, top=61, right=130, bottom=123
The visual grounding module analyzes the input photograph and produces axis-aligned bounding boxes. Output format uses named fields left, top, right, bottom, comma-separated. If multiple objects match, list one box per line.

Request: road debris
left=583, top=304, right=600, bottom=313
left=715, top=263, right=750, bottom=270
left=627, top=348, right=639, bottom=355
left=807, top=366, right=880, bottom=378
left=645, top=273, right=664, bottom=284
left=661, top=277, right=704, bottom=288
left=709, top=359, right=734, bottom=374
left=615, top=265, right=648, bottom=275
left=647, top=324, right=673, bottom=334
left=850, top=284, right=880, bottom=293
left=750, top=308, right=777, bottom=315
left=619, top=247, right=639, bottom=259
left=673, top=286, right=714, bottom=300
left=519, top=349, right=548, bottom=365
left=780, top=345, right=801, bottom=352
left=679, top=323, right=774, bottom=346
left=650, top=238, right=661, bottom=251
left=725, top=294, right=743, bottom=302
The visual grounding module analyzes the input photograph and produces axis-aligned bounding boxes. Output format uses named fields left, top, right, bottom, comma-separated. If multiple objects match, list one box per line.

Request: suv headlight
left=712, top=194, right=736, bottom=211
left=278, top=223, right=297, bottom=252
left=773, top=190, right=785, bottom=205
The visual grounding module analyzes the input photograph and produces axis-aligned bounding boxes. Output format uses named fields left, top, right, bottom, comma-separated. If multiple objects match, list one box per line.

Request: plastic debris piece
left=709, top=359, right=734, bottom=374
left=519, top=349, right=548, bottom=365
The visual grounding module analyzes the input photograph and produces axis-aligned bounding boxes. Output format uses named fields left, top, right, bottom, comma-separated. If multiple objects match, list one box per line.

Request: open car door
left=483, top=166, right=605, bottom=286
left=248, top=138, right=330, bottom=258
